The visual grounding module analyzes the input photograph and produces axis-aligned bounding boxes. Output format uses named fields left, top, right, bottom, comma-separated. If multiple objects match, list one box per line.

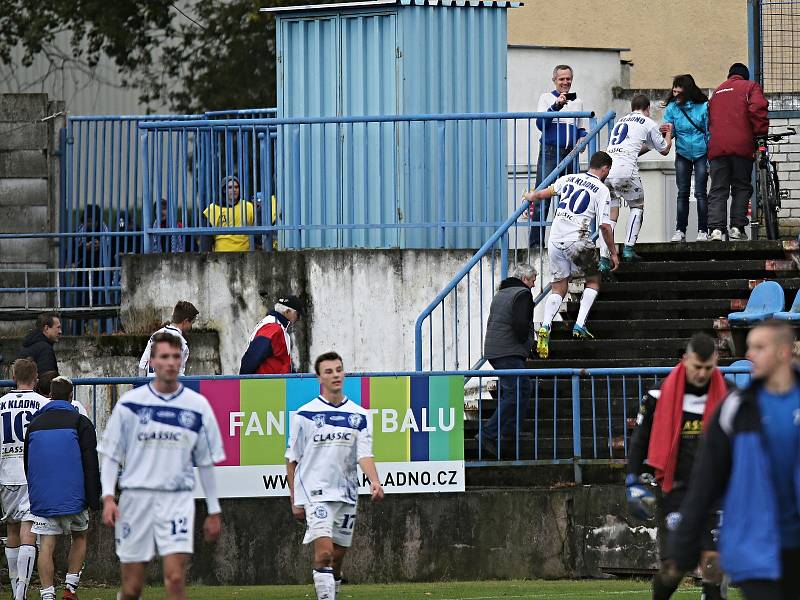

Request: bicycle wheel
left=759, top=164, right=780, bottom=240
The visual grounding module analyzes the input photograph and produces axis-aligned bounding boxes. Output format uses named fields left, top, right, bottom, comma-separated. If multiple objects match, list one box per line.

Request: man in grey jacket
left=478, top=264, right=537, bottom=458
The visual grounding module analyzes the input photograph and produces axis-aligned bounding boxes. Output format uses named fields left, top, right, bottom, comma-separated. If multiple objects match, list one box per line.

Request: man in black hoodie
left=478, top=264, right=537, bottom=458
left=16, top=313, right=61, bottom=375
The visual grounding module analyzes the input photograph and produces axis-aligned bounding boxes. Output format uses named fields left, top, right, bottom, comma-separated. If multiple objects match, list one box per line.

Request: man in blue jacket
left=24, top=376, right=101, bottom=600
left=668, top=320, right=800, bottom=600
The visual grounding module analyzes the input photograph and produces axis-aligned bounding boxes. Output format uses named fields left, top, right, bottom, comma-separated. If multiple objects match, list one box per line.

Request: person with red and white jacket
left=239, top=295, right=304, bottom=374
left=707, top=63, right=769, bottom=242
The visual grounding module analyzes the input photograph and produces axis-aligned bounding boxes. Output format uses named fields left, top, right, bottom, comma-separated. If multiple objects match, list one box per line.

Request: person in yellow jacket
left=202, top=176, right=255, bottom=252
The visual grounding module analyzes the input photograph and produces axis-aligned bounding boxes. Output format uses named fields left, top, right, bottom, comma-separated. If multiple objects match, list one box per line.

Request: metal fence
left=0, top=365, right=750, bottom=483
left=751, top=0, right=800, bottom=115
left=138, top=110, right=593, bottom=251
left=414, top=111, right=616, bottom=371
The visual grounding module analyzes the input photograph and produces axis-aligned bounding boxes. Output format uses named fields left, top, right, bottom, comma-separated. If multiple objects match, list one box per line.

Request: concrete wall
left=507, top=1, right=747, bottom=90
left=73, top=484, right=655, bottom=584
left=120, top=250, right=500, bottom=374
left=0, top=93, right=64, bottom=332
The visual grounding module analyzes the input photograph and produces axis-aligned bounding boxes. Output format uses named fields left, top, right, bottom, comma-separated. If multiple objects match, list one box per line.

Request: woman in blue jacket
left=663, top=74, right=710, bottom=242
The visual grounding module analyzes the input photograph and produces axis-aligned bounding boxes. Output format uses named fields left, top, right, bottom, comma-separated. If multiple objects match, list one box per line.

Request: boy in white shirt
left=138, top=301, right=198, bottom=377
left=286, top=352, right=385, bottom=600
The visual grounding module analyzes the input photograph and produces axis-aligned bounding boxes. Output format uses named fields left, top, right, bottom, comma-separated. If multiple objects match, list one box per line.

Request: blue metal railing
left=414, top=111, right=617, bottom=371
left=138, top=110, right=593, bottom=251
left=0, top=364, right=751, bottom=483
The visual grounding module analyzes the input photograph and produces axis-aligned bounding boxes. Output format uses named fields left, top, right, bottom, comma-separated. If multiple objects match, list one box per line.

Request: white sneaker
left=710, top=229, right=724, bottom=241
left=670, top=230, right=685, bottom=242
left=728, top=226, right=747, bottom=241
left=696, top=231, right=710, bottom=241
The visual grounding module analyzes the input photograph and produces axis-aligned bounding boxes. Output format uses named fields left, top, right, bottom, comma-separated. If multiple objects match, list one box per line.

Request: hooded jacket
left=707, top=75, right=769, bottom=161
left=16, top=329, right=58, bottom=375
left=24, top=400, right=101, bottom=517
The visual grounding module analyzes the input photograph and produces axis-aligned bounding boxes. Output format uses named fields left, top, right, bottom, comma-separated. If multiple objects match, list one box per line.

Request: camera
left=565, top=92, right=577, bottom=101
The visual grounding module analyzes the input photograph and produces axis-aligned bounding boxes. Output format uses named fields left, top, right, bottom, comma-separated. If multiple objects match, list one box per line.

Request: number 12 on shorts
left=170, top=517, right=189, bottom=536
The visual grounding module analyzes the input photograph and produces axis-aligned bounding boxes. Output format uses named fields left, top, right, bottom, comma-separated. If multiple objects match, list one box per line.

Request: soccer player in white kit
left=600, top=94, right=673, bottom=267
left=286, top=352, right=385, bottom=600
left=523, top=151, right=618, bottom=357
left=137, top=301, right=198, bottom=377
left=100, top=332, right=224, bottom=600
left=0, top=358, right=49, bottom=600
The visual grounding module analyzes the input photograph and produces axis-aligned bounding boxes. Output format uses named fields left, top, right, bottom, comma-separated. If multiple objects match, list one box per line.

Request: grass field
left=75, top=579, right=744, bottom=599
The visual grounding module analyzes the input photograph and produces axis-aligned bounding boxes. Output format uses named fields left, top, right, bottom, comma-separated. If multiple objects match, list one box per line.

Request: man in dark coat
left=16, top=313, right=61, bottom=375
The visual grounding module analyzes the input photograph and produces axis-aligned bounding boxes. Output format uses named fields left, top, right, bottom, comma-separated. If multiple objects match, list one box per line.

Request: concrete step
left=550, top=319, right=714, bottom=340
left=630, top=240, right=790, bottom=261
left=566, top=298, right=744, bottom=320
left=600, top=278, right=800, bottom=301
left=532, top=337, right=690, bottom=360
left=609, top=259, right=797, bottom=281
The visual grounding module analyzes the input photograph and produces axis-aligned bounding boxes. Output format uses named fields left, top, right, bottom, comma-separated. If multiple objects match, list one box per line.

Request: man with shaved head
left=669, top=321, right=800, bottom=599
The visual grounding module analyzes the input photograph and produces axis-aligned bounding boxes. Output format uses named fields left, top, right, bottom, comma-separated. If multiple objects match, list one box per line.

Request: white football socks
left=65, top=572, right=81, bottom=593
left=5, top=546, right=19, bottom=594
left=335, top=578, right=342, bottom=595
left=600, top=221, right=617, bottom=259
left=16, top=545, right=36, bottom=600
left=625, top=208, right=643, bottom=247
left=39, top=586, right=55, bottom=600
left=313, top=568, right=336, bottom=600
left=576, top=288, right=599, bottom=328
left=542, top=293, right=563, bottom=328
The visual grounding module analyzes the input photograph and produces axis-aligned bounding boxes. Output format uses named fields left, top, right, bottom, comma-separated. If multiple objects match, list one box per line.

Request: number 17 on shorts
left=302, top=502, right=357, bottom=547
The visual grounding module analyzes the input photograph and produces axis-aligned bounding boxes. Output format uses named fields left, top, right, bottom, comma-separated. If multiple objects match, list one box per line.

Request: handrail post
left=141, top=133, right=152, bottom=254
left=571, top=373, right=583, bottom=484
left=438, top=124, right=446, bottom=249
left=292, top=125, right=302, bottom=249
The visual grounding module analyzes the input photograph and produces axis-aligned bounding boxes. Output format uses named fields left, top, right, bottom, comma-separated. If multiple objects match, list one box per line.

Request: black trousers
left=738, top=549, right=800, bottom=600
left=707, top=155, right=754, bottom=232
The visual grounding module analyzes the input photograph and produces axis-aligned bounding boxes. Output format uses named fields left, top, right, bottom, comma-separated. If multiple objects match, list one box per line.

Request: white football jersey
left=0, top=390, right=49, bottom=485
left=285, top=396, right=373, bottom=507
left=98, top=384, right=224, bottom=492
left=138, top=325, right=190, bottom=377
left=547, top=172, right=614, bottom=243
left=606, top=111, right=668, bottom=178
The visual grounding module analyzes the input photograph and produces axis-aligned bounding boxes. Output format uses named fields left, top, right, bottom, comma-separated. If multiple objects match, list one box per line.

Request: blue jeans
left=529, top=144, right=576, bottom=248
left=481, top=356, right=531, bottom=445
left=675, top=154, right=709, bottom=233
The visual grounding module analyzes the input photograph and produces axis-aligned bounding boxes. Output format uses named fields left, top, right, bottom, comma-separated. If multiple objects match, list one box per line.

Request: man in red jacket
left=239, top=295, right=304, bottom=374
left=707, top=63, right=769, bottom=242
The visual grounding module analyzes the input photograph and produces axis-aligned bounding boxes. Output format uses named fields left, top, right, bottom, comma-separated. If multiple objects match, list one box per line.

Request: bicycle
left=754, top=126, right=795, bottom=240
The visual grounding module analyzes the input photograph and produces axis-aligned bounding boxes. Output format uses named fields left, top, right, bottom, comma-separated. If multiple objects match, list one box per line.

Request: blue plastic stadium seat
left=773, top=289, right=800, bottom=321
left=724, top=359, right=753, bottom=389
left=727, top=281, right=785, bottom=324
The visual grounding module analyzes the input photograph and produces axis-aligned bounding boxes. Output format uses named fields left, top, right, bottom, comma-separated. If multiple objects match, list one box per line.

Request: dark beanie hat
left=728, top=63, right=750, bottom=80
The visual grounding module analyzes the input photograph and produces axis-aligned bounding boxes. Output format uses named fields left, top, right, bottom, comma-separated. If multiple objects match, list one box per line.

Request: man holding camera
left=529, top=64, right=587, bottom=249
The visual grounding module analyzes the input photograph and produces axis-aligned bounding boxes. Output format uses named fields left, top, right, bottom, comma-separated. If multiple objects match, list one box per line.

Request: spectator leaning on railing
left=201, top=176, right=256, bottom=252
left=662, top=74, right=711, bottom=242
left=529, top=64, right=587, bottom=249
left=707, top=63, right=769, bottom=242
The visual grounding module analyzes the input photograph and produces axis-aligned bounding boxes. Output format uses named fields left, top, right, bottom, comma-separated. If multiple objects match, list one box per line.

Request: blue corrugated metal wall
left=276, top=3, right=508, bottom=249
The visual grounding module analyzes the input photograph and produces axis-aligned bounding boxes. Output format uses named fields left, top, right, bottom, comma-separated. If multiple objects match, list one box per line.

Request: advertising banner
left=183, top=375, right=465, bottom=498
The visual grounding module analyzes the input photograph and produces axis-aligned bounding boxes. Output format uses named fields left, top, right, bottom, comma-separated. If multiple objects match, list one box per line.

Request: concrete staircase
left=464, top=240, right=800, bottom=468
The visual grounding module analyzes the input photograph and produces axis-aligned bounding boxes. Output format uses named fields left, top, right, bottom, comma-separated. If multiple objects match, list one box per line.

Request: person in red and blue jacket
left=668, top=321, right=800, bottom=600
left=239, top=295, right=304, bottom=375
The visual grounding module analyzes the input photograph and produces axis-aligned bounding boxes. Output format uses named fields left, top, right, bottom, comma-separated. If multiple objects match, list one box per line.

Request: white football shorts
left=303, top=501, right=357, bottom=547
left=605, top=176, right=644, bottom=209
left=31, top=510, right=89, bottom=536
left=115, top=489, right=195, bottom=563
left=0, top=485, right=33, bottom=523
left=548, top=239, right=599, bottom=281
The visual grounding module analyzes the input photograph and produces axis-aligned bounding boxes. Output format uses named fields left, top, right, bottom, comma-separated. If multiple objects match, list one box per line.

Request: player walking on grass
left=599, top=95, right=673, bottom=268
left=0, top=359, right=49, bottom=600
left=523, top=151, right=618, bottom=358
left=286, top=352, right=385, bottom=600
left=99, top=332, right=224, bottom=600
left=626, top=333, right=729, bottom=600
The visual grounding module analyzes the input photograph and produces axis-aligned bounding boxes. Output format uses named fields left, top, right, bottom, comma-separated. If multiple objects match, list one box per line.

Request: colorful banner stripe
left=194, top=375, right=463, bottom=467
